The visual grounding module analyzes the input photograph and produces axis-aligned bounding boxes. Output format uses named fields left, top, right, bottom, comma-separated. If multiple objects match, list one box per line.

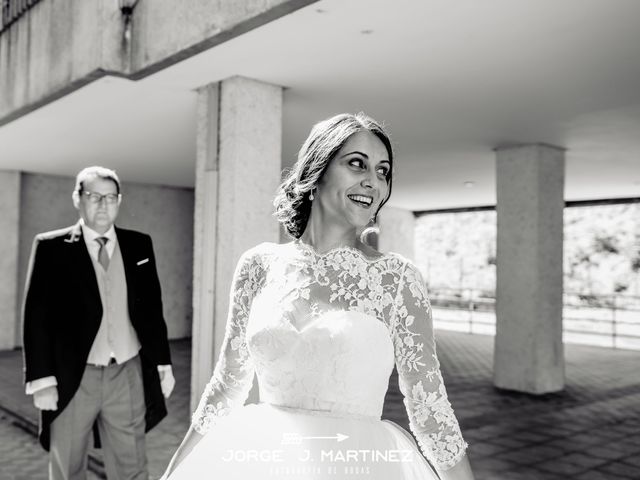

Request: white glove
left=33, top=385, right=58, bottom=411
left=158, top=366, right=175, bottom=399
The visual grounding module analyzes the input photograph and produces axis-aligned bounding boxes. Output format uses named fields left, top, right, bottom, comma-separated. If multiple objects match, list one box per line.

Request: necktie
left=96, top=237, right=109, bottom=270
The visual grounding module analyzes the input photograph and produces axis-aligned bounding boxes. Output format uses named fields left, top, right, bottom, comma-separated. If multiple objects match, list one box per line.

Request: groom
left=22, top=166, right=175, bottom=480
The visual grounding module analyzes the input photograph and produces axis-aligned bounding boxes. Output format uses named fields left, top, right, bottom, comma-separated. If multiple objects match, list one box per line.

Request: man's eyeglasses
left=82, top=191, right=120, bottom=205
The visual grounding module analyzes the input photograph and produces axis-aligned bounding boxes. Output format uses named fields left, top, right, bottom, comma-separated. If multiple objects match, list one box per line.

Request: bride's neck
left=299, top=213, right=360, bottom=255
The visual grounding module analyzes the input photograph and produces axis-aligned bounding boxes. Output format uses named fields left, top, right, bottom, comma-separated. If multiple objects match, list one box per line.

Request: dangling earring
left=309, top=188, right=315, bottom=201
left=360, top=217, right=380, bottom=244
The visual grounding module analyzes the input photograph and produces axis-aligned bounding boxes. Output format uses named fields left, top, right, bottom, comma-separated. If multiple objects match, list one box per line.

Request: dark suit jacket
left=22, top=222, right=172, bottom=450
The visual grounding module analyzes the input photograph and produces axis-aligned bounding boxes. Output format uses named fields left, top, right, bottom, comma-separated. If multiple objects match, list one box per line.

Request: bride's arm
left=162, top=248, right=264, bottom=478
left=391, top=259, right=475, bottom=480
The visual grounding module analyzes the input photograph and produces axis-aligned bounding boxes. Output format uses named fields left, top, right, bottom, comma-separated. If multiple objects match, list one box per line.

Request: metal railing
left=1, top=0, right=42, bottom=33
left=428, top=287, right=640, bottom=350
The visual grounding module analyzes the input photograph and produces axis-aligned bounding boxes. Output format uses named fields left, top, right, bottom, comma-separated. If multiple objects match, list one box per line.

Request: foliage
left=415, top=203, right=640, bottom=300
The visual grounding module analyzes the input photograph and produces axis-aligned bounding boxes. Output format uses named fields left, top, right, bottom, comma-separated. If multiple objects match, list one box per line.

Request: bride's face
left=314, top=130, right=391, bottom=230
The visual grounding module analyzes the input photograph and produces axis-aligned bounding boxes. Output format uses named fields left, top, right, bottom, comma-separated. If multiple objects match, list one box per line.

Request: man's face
left=75, top=177, right=121, bottom=234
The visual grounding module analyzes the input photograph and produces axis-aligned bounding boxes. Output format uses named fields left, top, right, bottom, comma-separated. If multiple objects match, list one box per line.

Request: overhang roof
left=1, top=0, right=639, bottom=210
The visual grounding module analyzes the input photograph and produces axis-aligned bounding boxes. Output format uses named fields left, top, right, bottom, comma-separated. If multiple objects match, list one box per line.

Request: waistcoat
left=86, top=240, right=141, bottom=365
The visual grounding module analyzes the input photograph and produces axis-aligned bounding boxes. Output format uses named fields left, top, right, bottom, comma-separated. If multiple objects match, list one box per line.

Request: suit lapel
left=67, top=222, right=102, bottom=312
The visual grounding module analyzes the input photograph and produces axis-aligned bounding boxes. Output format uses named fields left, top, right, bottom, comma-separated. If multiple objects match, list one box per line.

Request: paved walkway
left=1, top=331, right=639, bottom=480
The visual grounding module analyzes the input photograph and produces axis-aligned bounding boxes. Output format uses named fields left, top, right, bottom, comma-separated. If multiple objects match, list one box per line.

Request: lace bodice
left=191, top=241, right=468, bottom=470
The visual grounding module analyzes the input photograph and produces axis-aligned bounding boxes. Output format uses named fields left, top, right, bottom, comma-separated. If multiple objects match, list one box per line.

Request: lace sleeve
left=191, top=248, right=264, bottom=434
left=391, top=259, right=468, bottom=470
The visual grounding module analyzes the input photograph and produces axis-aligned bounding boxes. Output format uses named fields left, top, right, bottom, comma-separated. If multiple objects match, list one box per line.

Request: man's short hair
left=73, top=166, right=121, bottom=195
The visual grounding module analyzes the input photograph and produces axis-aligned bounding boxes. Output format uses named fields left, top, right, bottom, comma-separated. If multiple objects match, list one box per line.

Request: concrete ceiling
left=1, top=0, right=640, bottom=210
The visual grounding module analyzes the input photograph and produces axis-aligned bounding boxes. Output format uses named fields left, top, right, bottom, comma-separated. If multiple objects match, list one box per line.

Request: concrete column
left=493, top=143, right=565, bottom=394
left=378, top=206, right=415, bottom=260
left=0, top=171, right=20, bottom=350
left=191, top=77, right=282, bottom=411
left=191, top=84, right=221, bottom=410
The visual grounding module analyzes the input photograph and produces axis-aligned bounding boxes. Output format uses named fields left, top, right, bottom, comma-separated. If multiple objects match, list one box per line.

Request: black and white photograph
left=1, top=1, right=639, bottom=479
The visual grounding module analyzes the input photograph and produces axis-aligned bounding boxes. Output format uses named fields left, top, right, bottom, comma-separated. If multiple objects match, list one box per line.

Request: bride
left=162, top=113, right=475, bottom=479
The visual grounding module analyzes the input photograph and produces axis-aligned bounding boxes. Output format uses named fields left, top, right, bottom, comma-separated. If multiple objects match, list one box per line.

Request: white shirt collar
left=80, top=221, right=117, bottom=244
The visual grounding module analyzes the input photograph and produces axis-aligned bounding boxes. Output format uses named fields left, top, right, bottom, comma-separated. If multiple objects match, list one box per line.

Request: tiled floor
left=1, top=331, right=639, bottom=479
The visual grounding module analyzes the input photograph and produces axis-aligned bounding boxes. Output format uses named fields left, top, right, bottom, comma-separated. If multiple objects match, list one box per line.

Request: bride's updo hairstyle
left=274, top=112, right=394, bottom=239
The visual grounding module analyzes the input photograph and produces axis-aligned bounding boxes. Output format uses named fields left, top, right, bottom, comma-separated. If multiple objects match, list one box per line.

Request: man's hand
left=158, top=366, right=175, bottom=399
left=33, top=385, right=58, bottom=411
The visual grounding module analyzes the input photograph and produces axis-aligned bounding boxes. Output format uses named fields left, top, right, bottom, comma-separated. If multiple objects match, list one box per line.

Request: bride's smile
left=311, top=129, right=391, bottom=231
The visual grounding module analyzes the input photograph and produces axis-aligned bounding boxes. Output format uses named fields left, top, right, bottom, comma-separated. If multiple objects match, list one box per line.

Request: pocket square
left=136, top=258, right=149, bottom=266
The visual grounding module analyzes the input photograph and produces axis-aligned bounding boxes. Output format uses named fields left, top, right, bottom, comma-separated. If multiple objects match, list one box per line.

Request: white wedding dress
left=169, top=241, right=467, bottom=479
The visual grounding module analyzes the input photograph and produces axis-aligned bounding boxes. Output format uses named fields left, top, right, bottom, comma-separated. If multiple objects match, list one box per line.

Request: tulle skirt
left=168, top=403, right=438, bottom=480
